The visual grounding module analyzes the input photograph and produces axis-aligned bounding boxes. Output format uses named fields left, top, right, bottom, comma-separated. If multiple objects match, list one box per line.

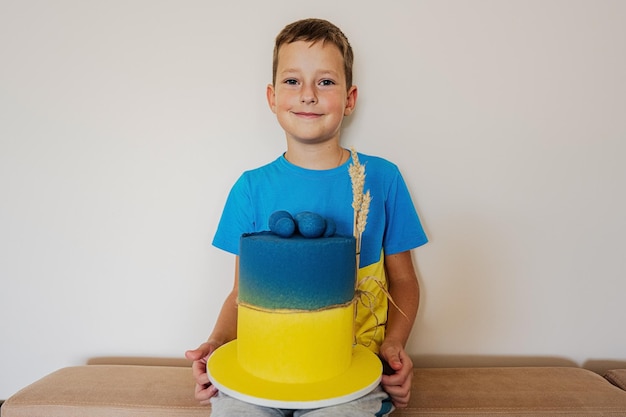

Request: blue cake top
left=238, top=211, right=355, bottom=310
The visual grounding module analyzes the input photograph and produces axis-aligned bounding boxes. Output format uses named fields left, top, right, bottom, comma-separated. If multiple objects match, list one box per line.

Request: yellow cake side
left=237, top=303, right=354, bottom=384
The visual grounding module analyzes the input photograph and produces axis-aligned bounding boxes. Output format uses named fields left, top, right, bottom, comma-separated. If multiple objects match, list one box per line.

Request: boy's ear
left=344, top=85, right=358, bottom=116
left=266, top=83, right=277, bottom=114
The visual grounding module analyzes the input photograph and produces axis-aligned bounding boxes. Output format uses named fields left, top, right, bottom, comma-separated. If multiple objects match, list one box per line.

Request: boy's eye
left=284, top=79, right=299, bottom=85
left=319, top=79, right=335, bottom=86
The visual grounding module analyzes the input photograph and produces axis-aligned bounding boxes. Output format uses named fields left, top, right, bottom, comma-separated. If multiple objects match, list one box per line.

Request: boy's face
left=267, top=41, right=357, bottom=146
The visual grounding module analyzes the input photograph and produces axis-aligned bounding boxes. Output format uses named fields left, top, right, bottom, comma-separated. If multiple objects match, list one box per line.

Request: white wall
left=1, top=0, right=625, bottom=399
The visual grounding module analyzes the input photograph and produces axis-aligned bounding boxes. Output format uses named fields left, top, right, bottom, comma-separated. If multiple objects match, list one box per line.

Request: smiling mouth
left=293, top=111, right=322, bottom=118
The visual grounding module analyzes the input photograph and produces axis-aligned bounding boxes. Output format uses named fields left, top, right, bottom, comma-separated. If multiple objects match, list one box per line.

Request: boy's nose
left=301, top=95, right=317, bottom=104
left=300, top=85, right=317, bottom=104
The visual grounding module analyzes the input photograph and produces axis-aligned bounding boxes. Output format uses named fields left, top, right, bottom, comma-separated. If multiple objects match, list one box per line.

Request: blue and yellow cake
left=238, top=231, right=356, bottom=384
left=207, top=211, right=382, bottom=408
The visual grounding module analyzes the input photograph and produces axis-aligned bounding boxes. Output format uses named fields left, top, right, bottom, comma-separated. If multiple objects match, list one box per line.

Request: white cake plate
left=207, top=340, right=382, bottom=409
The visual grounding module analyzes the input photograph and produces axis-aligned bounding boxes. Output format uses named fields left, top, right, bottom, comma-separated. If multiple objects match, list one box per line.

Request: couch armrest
left=605, top=369, right=626, bottom=391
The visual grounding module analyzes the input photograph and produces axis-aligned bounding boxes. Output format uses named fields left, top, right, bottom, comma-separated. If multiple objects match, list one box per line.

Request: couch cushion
left=1, top=365, right=208, bottom=417
left=5, top=365, right=626, bottom=416
left=393, top=367, right=626, bottom=416
left=605, top=369, right=626, bottom=391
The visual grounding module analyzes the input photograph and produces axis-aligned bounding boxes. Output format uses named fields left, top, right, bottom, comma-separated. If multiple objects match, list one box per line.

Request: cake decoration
left=268, top=210, right=295, bottom=237
left=350, top=148, right=408, bottom=330
left=293, top=211, right=326, bottom=238
left=269, top=210, right=338, bottom=239
left=348, top=148, right=371, bottom=271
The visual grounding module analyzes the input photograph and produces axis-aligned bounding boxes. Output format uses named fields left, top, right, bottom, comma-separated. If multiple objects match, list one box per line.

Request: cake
left=238, top=230, right=356, bottom=384
left=207, top=209, right=382, bottom=407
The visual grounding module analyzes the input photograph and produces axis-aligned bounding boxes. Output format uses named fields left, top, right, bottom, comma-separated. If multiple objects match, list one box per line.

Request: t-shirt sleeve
left=211, top=174, right=253, bottom=255
left=382, top=169, right=428, bottom=255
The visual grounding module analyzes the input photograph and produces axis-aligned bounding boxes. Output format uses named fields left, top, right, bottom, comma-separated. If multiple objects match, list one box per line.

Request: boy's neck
left=284, top=144, right=349, bottom=170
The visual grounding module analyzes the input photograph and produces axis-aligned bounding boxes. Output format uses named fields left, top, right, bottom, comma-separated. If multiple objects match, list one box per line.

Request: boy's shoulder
left=357, top=152, right=397, bottom=167
left=356, top=152, right=401, bottom=176
left=239, top=156, right=284, bottom=177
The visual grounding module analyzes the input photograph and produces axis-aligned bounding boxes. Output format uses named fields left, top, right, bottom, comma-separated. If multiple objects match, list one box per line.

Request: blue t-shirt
left=212, top=152, right=428, bottom=351
left=213, top=153, right=427, bottom=266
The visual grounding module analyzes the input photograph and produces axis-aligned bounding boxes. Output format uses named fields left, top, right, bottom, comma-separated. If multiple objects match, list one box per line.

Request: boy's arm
left=207, top=258, right=240, bottom=346
left=379, top=250, right=419, bottom=408
left=185, top=257, right=239, bottom=405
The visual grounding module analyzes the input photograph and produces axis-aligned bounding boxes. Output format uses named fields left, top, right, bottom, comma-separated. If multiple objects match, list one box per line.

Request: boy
left=186, top=18, right=427, bottom=416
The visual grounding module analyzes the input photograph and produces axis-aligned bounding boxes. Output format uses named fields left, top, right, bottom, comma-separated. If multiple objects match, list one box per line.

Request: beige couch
left=3, top=362, right=626, bottom=416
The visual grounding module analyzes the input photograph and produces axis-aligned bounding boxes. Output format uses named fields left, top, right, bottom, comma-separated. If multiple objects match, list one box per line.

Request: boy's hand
left=379, top=341, right=414, bottom=408
left=184, top=342, right=220, bottom=405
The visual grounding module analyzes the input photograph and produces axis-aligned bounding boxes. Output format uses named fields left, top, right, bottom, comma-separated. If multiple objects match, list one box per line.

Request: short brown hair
left=272, top=18, right=354, bottom=89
